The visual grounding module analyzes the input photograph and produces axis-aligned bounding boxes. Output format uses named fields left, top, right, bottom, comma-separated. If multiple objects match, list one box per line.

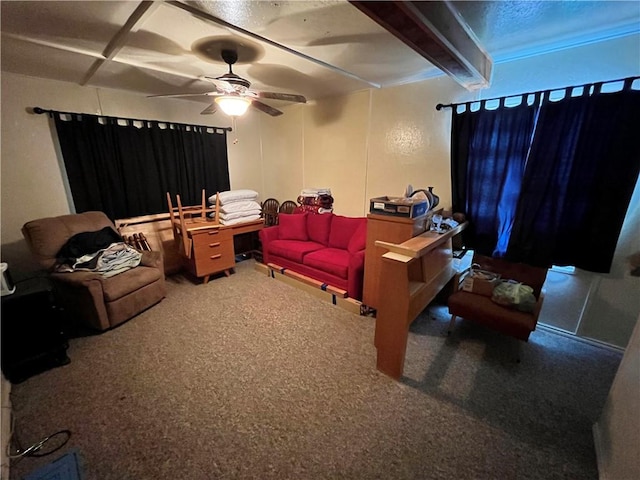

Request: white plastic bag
left=491, top=280, right=536, bottom=313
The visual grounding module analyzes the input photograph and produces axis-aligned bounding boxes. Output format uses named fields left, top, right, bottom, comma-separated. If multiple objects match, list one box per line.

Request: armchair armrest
left=51, top=270, right=104, bottom=285
left=141, top=250, right=163, bottom=270
left=50, top=271, right=110, bottom=330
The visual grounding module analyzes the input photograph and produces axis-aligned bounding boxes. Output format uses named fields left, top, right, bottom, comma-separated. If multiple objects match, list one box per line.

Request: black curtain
left=451, top=97, right=539, bottom=256
left=507, top=79, right=640, bottom=272
left=53, top=114, right=230, bottom=220
left=450, top=77, right=640, bottom=273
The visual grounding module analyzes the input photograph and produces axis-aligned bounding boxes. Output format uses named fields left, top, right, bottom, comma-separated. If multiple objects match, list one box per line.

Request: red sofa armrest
left=347, top=249, right=366, bottom=300
left=259, top=226, right=280, bottom=264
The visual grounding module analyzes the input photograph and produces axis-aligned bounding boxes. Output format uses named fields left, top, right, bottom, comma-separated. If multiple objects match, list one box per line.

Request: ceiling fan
left=148, top=49, right=307, bottom=117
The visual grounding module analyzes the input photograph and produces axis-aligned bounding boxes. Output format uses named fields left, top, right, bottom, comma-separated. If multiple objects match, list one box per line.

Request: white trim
left=537, top=323, right=624, bottom=354
left=576, top=275, right=602, bottom=337
left=592, top=422, right=607, bottom=480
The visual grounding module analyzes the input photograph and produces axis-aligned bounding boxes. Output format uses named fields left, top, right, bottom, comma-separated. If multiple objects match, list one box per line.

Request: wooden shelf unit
left=363, top=213, right=430, bottom=311
left=373, top=222, right=467, bottom=379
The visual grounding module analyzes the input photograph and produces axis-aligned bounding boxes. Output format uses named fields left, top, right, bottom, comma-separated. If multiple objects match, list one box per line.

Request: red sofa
left=259, top=212, right=367, bottom=300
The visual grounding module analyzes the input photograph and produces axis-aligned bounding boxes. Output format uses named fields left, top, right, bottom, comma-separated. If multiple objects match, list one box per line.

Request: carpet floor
left=8, top=259, right=621, bottom=480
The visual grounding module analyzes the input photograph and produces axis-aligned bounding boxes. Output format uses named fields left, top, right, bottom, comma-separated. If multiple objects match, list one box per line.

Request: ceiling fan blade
left=257, top=92, right=307, bottom=103
left=251, top=100, right=283, bottom=117
left=202, top=76, right=235, bottom=93
left=147, top=92, right=219, bottom=98
left=200, top=104, right=218, bottom=115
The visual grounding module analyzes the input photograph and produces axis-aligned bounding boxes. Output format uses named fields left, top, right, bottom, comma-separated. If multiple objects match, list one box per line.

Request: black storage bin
left=1, top=277, right=70, bottom=383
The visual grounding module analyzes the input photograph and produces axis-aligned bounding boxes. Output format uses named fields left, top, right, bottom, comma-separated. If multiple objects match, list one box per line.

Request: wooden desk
left=174, top=218, right=263, bottom=283
left=374, top=222, right=467, bottom=379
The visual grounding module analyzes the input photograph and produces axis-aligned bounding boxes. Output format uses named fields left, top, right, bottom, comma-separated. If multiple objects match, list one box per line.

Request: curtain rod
left=435, top=75, right=640, bottom=111
left=31, top=107, right=233, bottom=132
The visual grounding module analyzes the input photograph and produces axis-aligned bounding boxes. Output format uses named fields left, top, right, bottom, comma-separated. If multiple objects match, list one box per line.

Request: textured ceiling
left=1, top=0, right=638, bottom=111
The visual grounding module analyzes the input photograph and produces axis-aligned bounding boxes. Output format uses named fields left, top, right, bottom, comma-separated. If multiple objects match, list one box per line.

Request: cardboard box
left=461, top=270, right=501, bottom=297
left=369, top=196, right=429, bottom=218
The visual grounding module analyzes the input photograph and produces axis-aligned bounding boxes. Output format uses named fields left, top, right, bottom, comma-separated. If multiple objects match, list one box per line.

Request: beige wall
left=258, top=103, right=304, bottom=201
left=0, top=73, right=263, bottom=273
left=593, top=314, right=640, bottom=479
left=1, top=33, right=639, bottom=346
left=303, top=90, right=371, bottom=217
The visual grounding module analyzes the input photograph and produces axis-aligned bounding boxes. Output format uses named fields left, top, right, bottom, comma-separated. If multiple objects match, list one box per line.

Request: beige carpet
left=9, top=259, right=621, bottom=480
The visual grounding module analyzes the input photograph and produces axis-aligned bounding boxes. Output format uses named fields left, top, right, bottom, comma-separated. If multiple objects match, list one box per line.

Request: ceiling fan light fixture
left=214, top=96, right=251, bottom=116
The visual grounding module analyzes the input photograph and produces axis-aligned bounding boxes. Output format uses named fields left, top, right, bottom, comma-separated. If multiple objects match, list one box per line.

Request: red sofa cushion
left=303, top=248, right=350, bottom=279
left=268, top=239, right=324, bottom=263
left=279, top=213, right=308, bottom=241
left=328, top=215, right=362, bottom=250
left=347, top=220, right=367, bottom=253
left=306, top=213, right=332, bottom=245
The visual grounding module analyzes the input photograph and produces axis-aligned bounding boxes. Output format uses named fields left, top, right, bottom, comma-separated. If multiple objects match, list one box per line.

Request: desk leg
left=203, top=275, right=210, bottom=284
left=375, top=257, right=411, bottom=379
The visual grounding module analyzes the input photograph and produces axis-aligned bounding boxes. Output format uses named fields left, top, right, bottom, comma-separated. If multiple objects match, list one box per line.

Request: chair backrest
left=279, top=200, right=297, bottom=214
left=261, top=198, right=280, bottom=226
left=472, top=253, right=548, bottom=297
left=22, top=211, right=117, bottom=270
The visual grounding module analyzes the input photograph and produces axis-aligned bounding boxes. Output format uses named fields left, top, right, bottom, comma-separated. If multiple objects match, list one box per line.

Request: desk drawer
left=191, top=228, right=231, bottom=248
left=192, top=238, right=235, bottom=277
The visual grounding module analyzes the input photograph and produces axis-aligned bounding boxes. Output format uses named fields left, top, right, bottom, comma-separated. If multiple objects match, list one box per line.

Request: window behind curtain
left=53, top=114, right=231, bottom=220
left=451, top=97, right=539, bottom=257
left=450, top=77, right=640, bottom=273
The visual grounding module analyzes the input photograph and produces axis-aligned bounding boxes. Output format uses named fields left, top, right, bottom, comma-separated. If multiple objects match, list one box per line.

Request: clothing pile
left=55, top=226, right=142, bottom=278
left=296, top=187, right=334, bottom=214
left=209, top=189, right=262, bottom=226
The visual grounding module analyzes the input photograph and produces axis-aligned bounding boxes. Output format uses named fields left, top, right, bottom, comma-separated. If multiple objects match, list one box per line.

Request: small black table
left=1, top=277, right=70, bottom=383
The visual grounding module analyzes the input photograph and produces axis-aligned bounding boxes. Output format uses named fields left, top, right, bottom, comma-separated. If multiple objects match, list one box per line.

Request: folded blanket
left=220, top=209, right=262, bottom=221
left=55, top=242, right=142, bottom=278
left=219, top=200, right=261, bottom=214
left=219, top=214, right=261, bottom=226
left=208, top=189, right=259, bottom=205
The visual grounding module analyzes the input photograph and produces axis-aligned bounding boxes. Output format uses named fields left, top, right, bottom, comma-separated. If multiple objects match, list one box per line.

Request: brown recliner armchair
left=448, top=253, right=548, bottom=342
left=22, top=211, right=167, bottom=331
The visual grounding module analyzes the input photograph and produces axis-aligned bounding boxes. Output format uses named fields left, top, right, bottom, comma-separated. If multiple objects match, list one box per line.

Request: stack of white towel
left=208, top=189, right=261, bottom=226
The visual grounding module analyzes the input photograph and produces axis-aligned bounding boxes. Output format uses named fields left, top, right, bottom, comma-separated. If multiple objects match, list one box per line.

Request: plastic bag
left=491, top=280, right=537, bottom=313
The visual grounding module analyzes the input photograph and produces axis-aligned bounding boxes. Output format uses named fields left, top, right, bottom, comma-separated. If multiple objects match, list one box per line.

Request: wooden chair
left=167, top=190, right=219, bottom=258
left=448, top=253, right=548, bottom=343
left=261, top=198, right=280, bottom=226
left=278, top=200, right=298, bottom=215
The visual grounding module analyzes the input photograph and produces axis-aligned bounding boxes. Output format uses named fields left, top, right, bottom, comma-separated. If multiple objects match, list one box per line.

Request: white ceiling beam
left=166, top=0, right=380, bottom=88
left=80, top=1, right=161, bottom=86
left=2, top=31, right=202, bottom=83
